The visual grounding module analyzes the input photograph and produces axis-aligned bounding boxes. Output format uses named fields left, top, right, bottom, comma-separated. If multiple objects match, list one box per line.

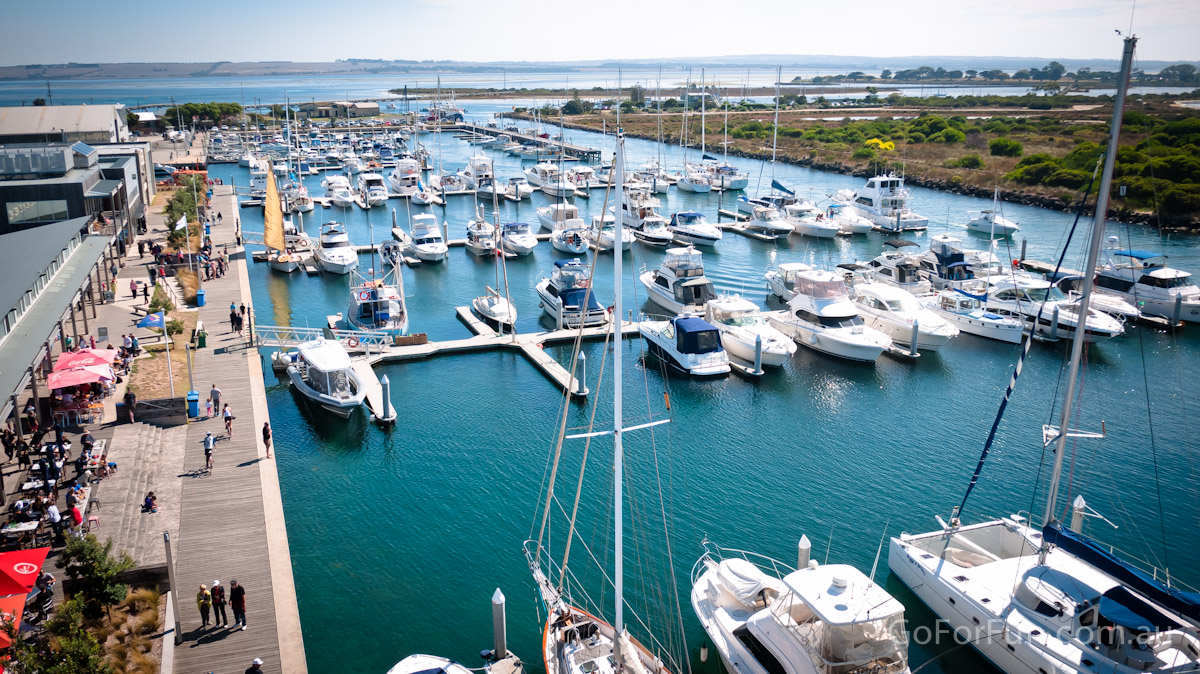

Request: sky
left=1, top=0, right=1198, bottom=66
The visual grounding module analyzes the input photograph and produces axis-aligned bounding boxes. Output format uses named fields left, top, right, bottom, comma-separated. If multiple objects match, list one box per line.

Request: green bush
left=907, top=132, right=926, bottom=144
left=1006, top=161, right=1060, bottom=184
left=148, top=285, right=175, bottom=314
left=1046, top=168, right=1089, bottom=189
left=57, top=534, right=135, bottom=618
left=956, top=154, right=985, bottom=169
left=166, top=319, right=184, bottom=336
left=989, top=137, right=1024, bottom=157
left=930, top=128, right=966, bottom=143
left=8, top=597, right=111, bottom=674
left=851, top=147, right=876, bottom=161
left=1015, top=153, right=1056, bottom=169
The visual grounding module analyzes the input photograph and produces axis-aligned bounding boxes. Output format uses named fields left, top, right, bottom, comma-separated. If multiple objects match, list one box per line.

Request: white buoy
left=798, top=534, right=811, bottom=569
left=699, top=645, right=708, bottom=663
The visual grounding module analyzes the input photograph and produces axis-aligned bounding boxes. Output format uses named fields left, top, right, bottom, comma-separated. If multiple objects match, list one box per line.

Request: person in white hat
left=211, top=579, right=228, bottom=626
left=246, top=657, right=264, bottom=673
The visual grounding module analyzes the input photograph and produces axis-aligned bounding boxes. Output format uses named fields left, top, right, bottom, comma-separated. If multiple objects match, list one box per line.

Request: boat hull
left=769, top=317, right=887, bottom=362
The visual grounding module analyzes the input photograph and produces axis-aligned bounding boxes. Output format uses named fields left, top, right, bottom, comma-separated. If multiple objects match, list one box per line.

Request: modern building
left=0, top=142, right=135, bottom=238
left=0, top=104, right=131, bottom=144
left=299, top=101, right=380, bottom=119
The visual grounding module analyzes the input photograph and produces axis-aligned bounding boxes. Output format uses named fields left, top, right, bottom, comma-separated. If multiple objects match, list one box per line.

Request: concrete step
left=112, top=422, right=153, bottom=557
left=133, top=425, right=187, bottom=567
left=96, top=422, right=146, bottom=553
left=127, top=425, right=165, bottom=563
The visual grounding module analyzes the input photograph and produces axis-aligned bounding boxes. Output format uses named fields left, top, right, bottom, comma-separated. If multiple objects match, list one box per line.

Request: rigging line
left=954, top=158, right=1101, bottom=522
left=649, top=413, right=693, bottom=674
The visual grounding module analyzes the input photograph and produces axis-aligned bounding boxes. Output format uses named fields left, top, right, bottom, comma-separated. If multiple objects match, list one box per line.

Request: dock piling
left=910, top=320, right=920, bottom=358
left=575, top=352, right=588, bottom=397
left=798, top=534, right=812, bottom=568
left=754, top=335, right=762, bottom=373
left=380, top=374, right=394, bottom=423
left=492, top=588, right=508, bottom=660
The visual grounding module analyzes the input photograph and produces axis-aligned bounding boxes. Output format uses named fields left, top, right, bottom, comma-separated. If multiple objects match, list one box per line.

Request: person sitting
left=142, top=492, right=158, bottom=513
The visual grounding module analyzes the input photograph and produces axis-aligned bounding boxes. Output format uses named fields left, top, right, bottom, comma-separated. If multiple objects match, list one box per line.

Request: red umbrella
left=0, top=548, right=49, bottom=598
left=53, top=348, right=118, bottom=371
left=0, top=594, right=24, bottom=648
left=46, top=364, right=113, bottom=389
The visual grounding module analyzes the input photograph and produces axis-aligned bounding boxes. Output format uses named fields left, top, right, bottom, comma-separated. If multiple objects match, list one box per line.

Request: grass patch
left=176, top=268, right=199, bottom=304
left=125, top=311, right=197, bottom=399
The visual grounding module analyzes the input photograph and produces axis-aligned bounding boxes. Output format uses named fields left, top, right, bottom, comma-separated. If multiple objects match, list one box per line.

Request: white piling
left=391, top=208, right=397, bottom=229
left=1070, top=495, right=1087, bottom=531
left=379, top=374, right=393, bottom=422
left=909, top=319, right=920, bottom=357
left=1051, top=305, right=1060, bottom=340
left=575, top=352, right=588, bottom=396
left=754, top=334, right=762, bottom=373
left=491, top=588, right=507, bottom=659
left=798, top=534, right=811, bottom=569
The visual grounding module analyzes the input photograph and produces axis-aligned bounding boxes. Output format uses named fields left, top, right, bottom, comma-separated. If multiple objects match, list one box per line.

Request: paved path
left=169, top=180, right=305, bottom=674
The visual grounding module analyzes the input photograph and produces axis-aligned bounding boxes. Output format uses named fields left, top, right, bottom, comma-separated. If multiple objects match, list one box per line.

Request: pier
left=455, top=122, right=602, bottom=161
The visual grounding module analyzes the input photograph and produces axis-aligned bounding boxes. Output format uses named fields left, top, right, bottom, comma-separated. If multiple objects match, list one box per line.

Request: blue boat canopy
left=674, top=317, right=722, bottom=354
left=559, top=288, right=602, bottom=312
left=1098, top=586, right=1182, bottom=633
left=554, top=259, right=583, bottom=268
left=1043, top=522, right=1200, bottom=627
left=1112, top=249, right=1163, bottom=260
left=884, top=239, right=919, bottom=248
left=946, top=261, right=971, bottom=268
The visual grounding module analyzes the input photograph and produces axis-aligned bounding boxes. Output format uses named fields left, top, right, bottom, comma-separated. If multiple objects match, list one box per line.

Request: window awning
left=85, top=179, right=122, bottom=198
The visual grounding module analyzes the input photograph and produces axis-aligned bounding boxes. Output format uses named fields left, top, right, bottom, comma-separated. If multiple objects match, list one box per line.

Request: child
left=205, top=397, right=214, bottom=418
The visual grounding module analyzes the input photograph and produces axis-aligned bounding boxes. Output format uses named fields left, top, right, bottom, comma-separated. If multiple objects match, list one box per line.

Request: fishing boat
left=358, top=173, right=388, bottom=207
left=500, top=222, right=538, bottom=256
left=767, top=269, right=892, bottom=362
left=314, top=222, right=358, bottom=275
left=890, top=38, right=1200, bottom=674
left=1094, top=239, right=1200, bottom=322
left=692, top=540, right=911, bottom=674
left=589, top=213, right=633, bottom=252
left=639, top=315, right=731, bottom=377
left=263, top=167, right=300, bottom=273
left=283, top=339, right=365, bottom=418
left=850, top=282, right=959, bottom=351
left=535, top=259, right=608, bottom=328
left=835, top=174, right=929, bottom=232
left=406, top=213, right=448, bottom=263
left=703, top=296, right=796, bottom=367
left=387, top=157, right=421, bottom=196
left=639, top=246, right=717, bottom=315
left=744, top=206, right=793, bottom=240
left=668, top=211, right=722, bottom=246
left=536, top=203, right=579, bottom=233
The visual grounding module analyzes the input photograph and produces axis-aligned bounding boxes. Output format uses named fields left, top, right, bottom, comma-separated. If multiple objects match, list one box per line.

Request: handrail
left=251, top=324, right=390, bottom=349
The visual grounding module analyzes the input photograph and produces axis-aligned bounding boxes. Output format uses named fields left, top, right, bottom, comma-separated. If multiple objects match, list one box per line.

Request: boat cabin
left=662, top=317, right=723, bottom=356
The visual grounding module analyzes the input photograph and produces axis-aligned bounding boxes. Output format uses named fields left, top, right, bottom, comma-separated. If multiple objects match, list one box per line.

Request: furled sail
left=264, top=165, right=286, bottom=253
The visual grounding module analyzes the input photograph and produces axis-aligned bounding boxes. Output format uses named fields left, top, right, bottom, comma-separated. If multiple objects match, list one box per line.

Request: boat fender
left=347, top=337, right=360, bottom=348
left=1012, top=259, right=1020, bottom=267
left=607, top=305, right=615, bottom=314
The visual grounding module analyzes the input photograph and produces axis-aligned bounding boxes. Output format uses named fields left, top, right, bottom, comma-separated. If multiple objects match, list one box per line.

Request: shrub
left=1046, top=168, right=1089, bottom=189
left=148, top=285, right=174, bottom=314
left=57, top=534, right=135, bottom=618
left=989, top=137, right=1024, bottom=157
left=950, top=175, right=964, bottom=185
left=166, top=319, right=184, bottom=336
left=907, top=132, right=926, bottom=144
left=930, top=128, right=966, bottom=143
left=8, top=597, right=111, bottom=674
left=1015, top=153, right=1056, bottom=169
left=864, top=138, right=896, bottom=152
left=956, top=154, right=985, bottom=169
left=1006, top=161, right=1060, bottom=184
left=851, top=147, right=876, bottom=161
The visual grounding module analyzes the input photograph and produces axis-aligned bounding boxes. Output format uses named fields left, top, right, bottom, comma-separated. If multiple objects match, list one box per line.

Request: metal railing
left=252, top=324, right=391, bottom=351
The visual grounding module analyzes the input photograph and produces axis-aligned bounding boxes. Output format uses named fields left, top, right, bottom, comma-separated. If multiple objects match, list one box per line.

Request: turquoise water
left=207, top=125, right=1200, bottom=674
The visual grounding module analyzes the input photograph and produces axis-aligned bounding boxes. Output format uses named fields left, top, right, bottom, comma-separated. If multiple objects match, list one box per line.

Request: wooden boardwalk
left=171, top=184, right=306, bottom=674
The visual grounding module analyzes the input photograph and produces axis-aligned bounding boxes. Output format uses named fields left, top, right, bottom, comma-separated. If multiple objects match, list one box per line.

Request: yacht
left=541, top=175, right=577, bottom=198
left=535, top=259, right=608, bottom=327
left=1095, top=240, right=1200, bottom=322
left=851, top=282, right=960, bottom=351
left=429, top=172, right=468, bottom=193
left=923, top=286, right=1025, bottom=344
left=703, top=296, right=796, bottom=367
left=864, top=240, right=933, bottom=295
left=744, top=207, right=793, bottom=240
left=358, top=173, right=388, bottom=207
left=987, top=276, right=1125, bottom=342
left=765, top=262, right=813, bottom=301
left=639, top=246, right=717, bottom=315
left=523, top=162, right=560, bottom=188
left=459, top=155, right=494, bottom=190
left=346, top=277, right=408, bottom=335
left=566, top=165, right=596, bottom=188
left=675, top=171, right=712, bottom=193
left=785, top=202, right=841, bottom=238
left=967, top=208, right=1021, bottom=236
left=314, top=222, right=359, bottom=275
left=692, top=542, right=911, bottom=674
left=620, top=190, right=663, bottom=229
left=695, top=161, right=749, bottom=190
left=341, top=152, right=363, bottom=175
left=505, top=177, right=534, bottom=201
left=472, top=286, right=516, bottom=330
left=551, top=220, right=588, bottom=255
left=1048, top=273, right=1143, bottom=321
left=323, top=175, right=355, bottom=208
left=536, top=203, right=579, bottom=232
left=464, top=209, right=497, bottom=257
left=825, top=203, right=874, bottom=234
left=668, top=211, right=722, bottom=246
left=636, top=161, right=673, bottom=193
left=639, top=315, right=731, bottom=377
left=922, top=234, right=1000, bottom=290
left=476, top=178, right=506, bottom=202
left=836, top=174, right=928, bottom=231
left=589, top=213, right=633, bottom=252
left=500, top=222, right=538, bottom=256
left=406, top=213, right=448, bottom=262
left=387, top=157, right=421, bottom=196
left=283, top=339, right=366, bottom=418
left=737, top=193, right=801, bottom=215
left=767, top=269, right=892, bottom=362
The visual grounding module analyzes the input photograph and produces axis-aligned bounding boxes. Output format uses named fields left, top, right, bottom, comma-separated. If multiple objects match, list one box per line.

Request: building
left=0, top=215, right=117, bottom=425
left=299, top=101, right=380, bottom=119
left=94, top=141, right=155, bottom=223
left=0, top=142, right=135, bottom=239
left=0, top=104, right=131, bottom=144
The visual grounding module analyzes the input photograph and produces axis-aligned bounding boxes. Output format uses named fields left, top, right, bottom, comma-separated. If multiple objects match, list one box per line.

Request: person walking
left=211, top=580, right=228, bottom=627
left=129, top=279, right=138, bottom=299
left=262, top=422, right=272, bottom=459
left=197, top=584, right=212, bottom=627
left=123, top=389, right=136, bottom=423
left=222, top=404, right=234, bottom=437
left=209, top=384, right=222, bottom=411
left=246, top=658, right=264, bottom=674
left=143, top=283, right=149, bottom=303
left=230, top=308, right=240, bottom=335
left=137, top=240, right=145, bottom=258
left=230, top=579, right=246, bottom=630
left=205, top=396, right=214, bottom=418
left=203, top=431, right=215, bottom=471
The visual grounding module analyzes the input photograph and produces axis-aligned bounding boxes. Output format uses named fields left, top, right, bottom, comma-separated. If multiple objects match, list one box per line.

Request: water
left=204, top=123, right=1200, bottom=674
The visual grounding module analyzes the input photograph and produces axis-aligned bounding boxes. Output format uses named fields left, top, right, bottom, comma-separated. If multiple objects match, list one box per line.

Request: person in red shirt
left=70, top=505, right=83, bottom=535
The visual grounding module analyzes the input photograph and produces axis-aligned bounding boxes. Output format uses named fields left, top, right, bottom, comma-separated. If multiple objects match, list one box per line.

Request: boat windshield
left=769, top=592, right=909, bottom=672
left=1025, top=286, right=1067, bottom=302
left=796, top=277, right=848, bottom=299
left=720, top=314, right=760, bottom=327
left=554, top=266, right=590, bottom=289
left=676, top=213, right=707, bottom=226
left=665, top=250, right=704, bottom=273
left=1140, top=274, right=1195, bottom=289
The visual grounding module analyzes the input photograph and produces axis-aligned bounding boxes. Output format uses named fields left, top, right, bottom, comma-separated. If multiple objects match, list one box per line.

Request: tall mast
left=1043, top=36, right=1137, bottom=527
left=656, top=69, right=663, bottom=169
left=700, top=68, right=706, bottom=158
left=771, top=66, right=781, bottom=185
left=612, top=129, right=626, bottom=639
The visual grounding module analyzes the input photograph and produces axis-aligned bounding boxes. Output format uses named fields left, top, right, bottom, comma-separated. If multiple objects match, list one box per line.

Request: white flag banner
left=174, top=215, right=187, bottom=231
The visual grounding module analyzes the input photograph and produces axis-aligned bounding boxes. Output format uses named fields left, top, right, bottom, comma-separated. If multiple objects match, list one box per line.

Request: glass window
left=6, top=199, right=69, bottom=225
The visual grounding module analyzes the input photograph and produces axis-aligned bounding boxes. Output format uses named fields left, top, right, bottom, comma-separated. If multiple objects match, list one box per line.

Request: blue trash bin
left=196, top=289, right=206, bottom=307
left=186, top=391, right=199, bottom=418
left=204, top=223, right=211, bottom=237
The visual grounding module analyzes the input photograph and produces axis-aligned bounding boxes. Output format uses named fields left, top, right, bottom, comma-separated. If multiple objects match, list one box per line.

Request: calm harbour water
left=202, top=121, right=1200, bottom=674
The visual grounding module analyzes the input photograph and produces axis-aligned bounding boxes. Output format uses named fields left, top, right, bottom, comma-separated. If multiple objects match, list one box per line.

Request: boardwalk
left=170, top=183, right=305, bottom=674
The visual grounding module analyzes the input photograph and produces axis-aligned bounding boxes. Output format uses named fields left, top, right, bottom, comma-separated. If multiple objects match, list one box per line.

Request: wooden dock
left=454, top=122, right=601, bottom=160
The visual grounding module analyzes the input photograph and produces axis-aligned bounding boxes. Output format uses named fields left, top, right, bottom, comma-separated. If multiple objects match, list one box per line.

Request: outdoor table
left=1, top=522, right=38, bottom=535
left=19, top=479, right=54, bottom=492
left=28, top=460, right=64, bottom=472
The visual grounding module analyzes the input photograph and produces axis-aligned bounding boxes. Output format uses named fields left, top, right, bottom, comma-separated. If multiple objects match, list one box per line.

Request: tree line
left=794, top=62, right=1198, bottom=85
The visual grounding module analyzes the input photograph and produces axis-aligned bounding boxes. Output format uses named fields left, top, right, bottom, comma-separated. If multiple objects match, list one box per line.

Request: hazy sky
left=2, top=0, right=1197, bottom=65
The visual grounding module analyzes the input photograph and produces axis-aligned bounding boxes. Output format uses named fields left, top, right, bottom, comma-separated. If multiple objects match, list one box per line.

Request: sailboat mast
left=1043, top=36, right=1137, bottom=527
left=612, top=130, right=626, bottom=637
left=700, top=68, right=706, bottom=158
left=771, top=66, right=781, bottom=182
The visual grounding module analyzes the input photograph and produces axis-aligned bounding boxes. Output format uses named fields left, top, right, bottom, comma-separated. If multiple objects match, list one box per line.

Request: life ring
left=607, top=305, right=615, bottom=314
left=347, top=337, right=360, bottom=348
left=298, top=237, right=310, bottom=248
left=357, top=290, right=372, bottom=301
left=578, top=279, right=589, bottom=288
left=1012, top=259, right=1020, bottom=267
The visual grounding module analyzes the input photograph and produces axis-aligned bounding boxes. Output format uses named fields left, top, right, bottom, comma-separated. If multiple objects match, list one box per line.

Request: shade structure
left=46, top=364, right=114, bottom=389
left=0, top=594, right=24, bottom=647
left=0, top=547, right=49, bottom=597
left=53, top=348, right=119, bottom=371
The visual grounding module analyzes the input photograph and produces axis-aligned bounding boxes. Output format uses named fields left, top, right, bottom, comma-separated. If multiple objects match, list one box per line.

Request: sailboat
left=889, top=36, right=1200, bottom=674
left=472, top=190, right=517, bottom=331
left=524, top=131, right=683, bottom=674
left=264, top=165, right=300, bottom=273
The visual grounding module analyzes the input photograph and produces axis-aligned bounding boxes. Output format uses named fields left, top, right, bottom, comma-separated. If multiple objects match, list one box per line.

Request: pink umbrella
left=47, top=365, right=114, bottom=389
left=53, top=349, right=119, bottom=371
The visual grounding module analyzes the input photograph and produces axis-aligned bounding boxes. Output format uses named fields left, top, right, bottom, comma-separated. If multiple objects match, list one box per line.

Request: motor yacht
left=1095, top=239, right=1200, bottom=322
left=864, top=239, right=933, bottom=295
left=464, top=209, right=496, bottom=257
left=704, top=296, right=796, bottom=367
left=345, top=277, right=408, bottom=335
left=476, top=178, right=506, bottom=202
left=501, top=222, right=538, bottom=256
left=785, top=202, right=841, bottom=238
left=675, top=171, right=712, bottom=193
left=472, top=286, right=516, bottom=330
left=536, top=259, right=608, bottom=327
left=923, top=286, right=1025, bottom=344
left=505, top=177, right=534, bottom=201
left=639, top=315, right=731, bottom=377
left=589, top=213, right=633, bottom=252
left=987, top=276, right=1125, bottom=342
left=1048, top=272, right=1142, bottom=320
left=358, top=173, right=388, bottom=207
left=323, top=175, right=355, bottom=208
left=523, top=162, right=561, bottom=188
left=744, top=206, right=793, bottom=240
left=968, top=208, right=1021, bottom=236
left=695, top=161, right=748, bottom=190
left=639, top=246, right=717, bottom=315
left=405, top=213, right=448, bottom=262
left=387, top=157, right=421, bottom=196
left=551, top=220, right=588, bottom=255
left=536, top=203, right=579, bottom=232
left=314, top=222, right=359, bottom=275
left=851, top=282, right=959, bottom=351
left=767, top=269, right=892, bottom=362
left=825, top=203, right=874, bottom=234
left=458, top=155, right=494, bottom=190
left=668, top=211, right=722, bottom=246
left=835, top=174, right=928, bottom=231
left=765, top=262, right=813, bottom=301
left=283, top=339, right=365, bottom=417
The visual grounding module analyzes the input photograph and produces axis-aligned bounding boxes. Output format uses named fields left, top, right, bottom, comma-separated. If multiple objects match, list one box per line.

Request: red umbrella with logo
left=52, top=348, right=119, bottom=371
left=0, top=594, right=25, bottom=648
left=0, top=548, right=49, bottom=597
left=46, top=365, right=114, bottom=389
